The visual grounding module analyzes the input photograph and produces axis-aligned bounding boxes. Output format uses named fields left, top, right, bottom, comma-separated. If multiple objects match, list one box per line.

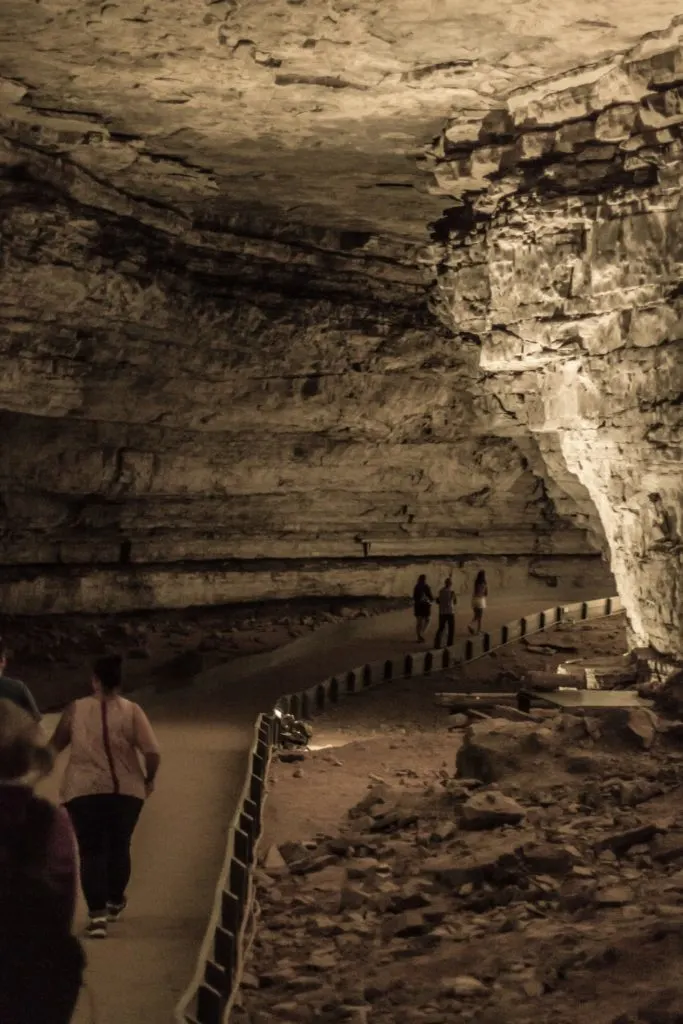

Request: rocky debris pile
left=237, top=711, right=683, bottom=1024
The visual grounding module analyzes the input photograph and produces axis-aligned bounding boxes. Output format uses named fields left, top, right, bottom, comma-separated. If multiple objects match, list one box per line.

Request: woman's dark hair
left=417, top=573, right=426, bottom=583
left=93, top=654, right=122, bottom=693
left=475, top=570, right=487, bottom=586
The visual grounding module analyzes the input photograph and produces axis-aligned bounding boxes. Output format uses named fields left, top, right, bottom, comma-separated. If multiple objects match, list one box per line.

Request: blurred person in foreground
left=0, top=698, right=84, bottom=1024
left=51, top=653, right=161, bottom=939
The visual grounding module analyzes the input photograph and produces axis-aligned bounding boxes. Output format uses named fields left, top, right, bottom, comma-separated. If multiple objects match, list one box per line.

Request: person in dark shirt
left=412, top=574, right=434, bottom=642
left=434, top=577, right=456, bottom=649
left=0, top=698, right=82, bottom=1024
left=0, top=643, right=41, bottom=721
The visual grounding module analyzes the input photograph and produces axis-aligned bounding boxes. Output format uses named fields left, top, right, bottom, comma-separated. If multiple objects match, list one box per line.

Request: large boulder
left=456, top=719, right=555, bottom=783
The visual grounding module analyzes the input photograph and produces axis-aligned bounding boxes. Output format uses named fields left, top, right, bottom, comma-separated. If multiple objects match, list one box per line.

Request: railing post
left=424, top=652, right=433, bottom=674
left=346, top=670, right=357, bottom=694
left=250, top=768, right=264, bottom=806
left=204, top=960, right=226, bottom=998
left=233, top=828, right=250, bottom=867
left=214, top=924, right=237, bottom=975
left=243, top=796, right=259, bottom=835
left=362, top=664, right=372, bottom=688
left=196, top=982, right=222, bottom=1024
left=404, top=654, right=413, bottom=677
left=383, top=660, right=393, bottom=681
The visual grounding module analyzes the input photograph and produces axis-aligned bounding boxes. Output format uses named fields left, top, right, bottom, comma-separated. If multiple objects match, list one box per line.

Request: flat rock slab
left=532, top=690, right=653, bottom=709
left=460, top=790, right=526, bottom=830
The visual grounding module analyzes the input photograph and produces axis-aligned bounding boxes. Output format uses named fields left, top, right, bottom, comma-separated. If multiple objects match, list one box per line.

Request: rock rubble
left=239, top=710, right=683, bottom=1024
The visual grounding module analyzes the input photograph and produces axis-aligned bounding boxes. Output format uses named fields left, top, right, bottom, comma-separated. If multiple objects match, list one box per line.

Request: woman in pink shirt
left=0, top=698, right=83, bottom=1023
left=51, top=654, right=161, bottom=939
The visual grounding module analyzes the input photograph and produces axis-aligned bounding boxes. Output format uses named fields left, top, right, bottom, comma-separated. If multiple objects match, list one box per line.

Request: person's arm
left=133, top=705, right=161, bottom=794
left=50, top=704, right=74, bottom=753
left=19, top=681, right=42, bottom=722
left=143, top=752, right=161, bottom=794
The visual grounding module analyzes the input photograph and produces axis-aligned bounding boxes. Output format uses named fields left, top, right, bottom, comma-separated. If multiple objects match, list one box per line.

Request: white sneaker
left=85, top=915, right=108, bottom=939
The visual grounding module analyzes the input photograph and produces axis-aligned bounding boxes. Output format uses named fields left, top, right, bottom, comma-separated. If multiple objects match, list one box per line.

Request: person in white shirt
left=468, top=570, right=489, bottom=635
left=434, top=577, right=456, bottom=649
left=50, top=654, right=161, bottom=939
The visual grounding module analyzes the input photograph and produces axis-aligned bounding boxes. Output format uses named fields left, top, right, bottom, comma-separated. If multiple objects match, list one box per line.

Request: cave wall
left=0, top=161, right=612, bottom=612
left=426, top=19, right=683, bottom=659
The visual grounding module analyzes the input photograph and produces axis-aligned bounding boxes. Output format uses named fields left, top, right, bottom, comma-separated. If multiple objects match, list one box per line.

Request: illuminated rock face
left=1, top=4, right=680, bottom=617
left=427, top=21, right=683, bottom=659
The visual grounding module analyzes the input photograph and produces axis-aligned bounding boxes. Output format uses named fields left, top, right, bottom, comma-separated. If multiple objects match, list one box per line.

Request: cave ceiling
left=1, top=0, right=680, bottom=237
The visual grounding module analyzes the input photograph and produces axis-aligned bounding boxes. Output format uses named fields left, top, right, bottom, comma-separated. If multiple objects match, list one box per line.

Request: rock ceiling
left=0, top=2, right=681, bottom=660
left=0, top=0, right=679, bottom=235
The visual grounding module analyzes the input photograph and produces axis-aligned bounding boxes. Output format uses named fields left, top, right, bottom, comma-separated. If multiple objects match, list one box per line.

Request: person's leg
left=473, top=608, right=483, bottom=634
left=415, top=614, right=423, bottom=641
left=434, top=613, right=445, bottom=648
left=446, top=613, right=455, bottom=646
left=66, top=796, right=110, bottom=935
left=106, top=795, right=144, bottom=913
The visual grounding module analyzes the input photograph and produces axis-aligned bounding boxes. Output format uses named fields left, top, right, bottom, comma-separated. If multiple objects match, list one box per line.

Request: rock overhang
left=1, top=0, right=681, bottom=236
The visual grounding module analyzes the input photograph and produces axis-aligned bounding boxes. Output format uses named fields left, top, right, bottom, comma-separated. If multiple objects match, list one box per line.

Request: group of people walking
left=0, top=646, right=161, bottom=1023
left=413, top=570, right=488, bottom=647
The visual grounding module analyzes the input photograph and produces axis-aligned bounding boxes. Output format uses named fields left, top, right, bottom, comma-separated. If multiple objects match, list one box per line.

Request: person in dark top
left=0, top=643, right=41, bottom=721
left=412, top=574, right=434, bottom=642
left=0, top=698, right=83, bottom=1024
left=434, top=577, right=456, bottom=649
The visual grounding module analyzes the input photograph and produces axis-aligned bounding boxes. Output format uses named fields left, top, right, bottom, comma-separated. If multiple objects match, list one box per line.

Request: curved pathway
left=37, top=588, right=606, bottom=1023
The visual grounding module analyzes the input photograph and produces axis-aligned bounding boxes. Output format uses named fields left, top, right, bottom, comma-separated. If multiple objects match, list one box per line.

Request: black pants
left=434, top=613, right=455, bottom=648
left=66, top=794, right=143, bottom=914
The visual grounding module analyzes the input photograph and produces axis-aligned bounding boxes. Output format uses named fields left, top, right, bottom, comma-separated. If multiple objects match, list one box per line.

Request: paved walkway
left=37, top=587, right=604, bottom=1023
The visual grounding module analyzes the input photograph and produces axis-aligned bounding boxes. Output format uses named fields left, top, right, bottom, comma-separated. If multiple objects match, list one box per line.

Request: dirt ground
left=238, top=613, right=683, bottom=1024
left=0, top=595, right=405, bottom=710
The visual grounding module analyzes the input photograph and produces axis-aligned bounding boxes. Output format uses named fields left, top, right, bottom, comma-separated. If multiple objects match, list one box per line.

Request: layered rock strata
left=0, top=162, right=610, bottom=611
left=425, top=19, right=683, bottom=661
